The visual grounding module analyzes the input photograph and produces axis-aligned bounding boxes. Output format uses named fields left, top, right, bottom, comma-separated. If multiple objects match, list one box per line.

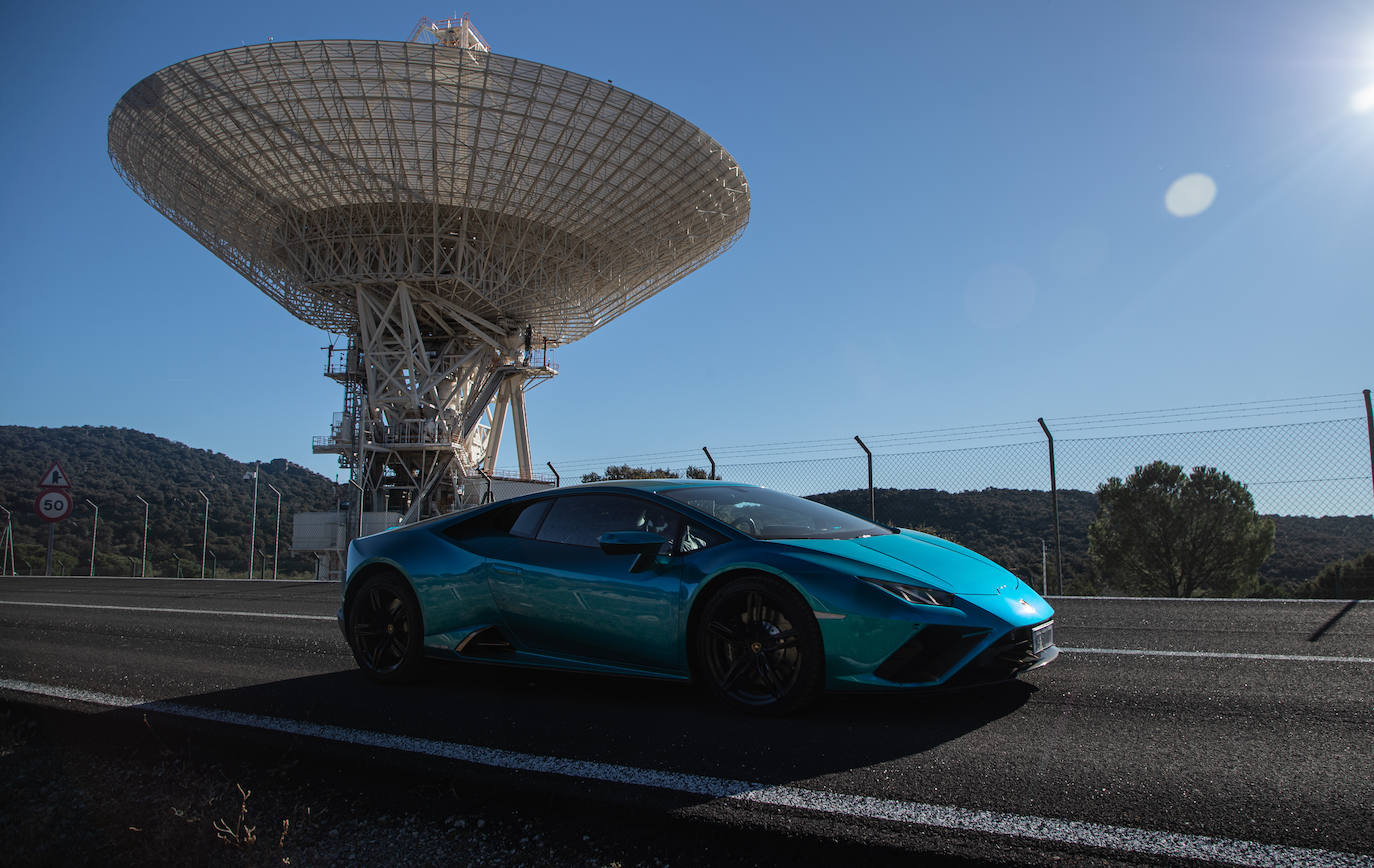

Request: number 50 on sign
left=35, top=489, right=73, bottom=522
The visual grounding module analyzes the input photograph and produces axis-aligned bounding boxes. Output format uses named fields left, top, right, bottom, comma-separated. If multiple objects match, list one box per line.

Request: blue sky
left=1, top=0, right=1371, bottom=483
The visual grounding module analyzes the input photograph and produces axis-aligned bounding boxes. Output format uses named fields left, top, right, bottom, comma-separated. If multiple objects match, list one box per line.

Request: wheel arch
left=343, top=560, right=424, bottom=634
left=684, top=566, right=822, bottom=680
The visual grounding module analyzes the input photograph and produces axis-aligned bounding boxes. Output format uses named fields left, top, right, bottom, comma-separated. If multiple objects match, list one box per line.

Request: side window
left=443, top=498, right=550, bottom=542
left=535, top=495, right=678, bottom=549
left=509, top=499, right=552, bottom=539
left=680, top=521, right=728, bottom=554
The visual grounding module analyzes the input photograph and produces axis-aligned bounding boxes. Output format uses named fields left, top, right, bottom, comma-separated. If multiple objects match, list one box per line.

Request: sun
left=1351, top=81, right=1374, bottom=114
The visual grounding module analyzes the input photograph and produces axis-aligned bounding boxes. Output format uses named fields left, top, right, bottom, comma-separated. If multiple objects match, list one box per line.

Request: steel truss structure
left=108, top=20, right=750, bottom=523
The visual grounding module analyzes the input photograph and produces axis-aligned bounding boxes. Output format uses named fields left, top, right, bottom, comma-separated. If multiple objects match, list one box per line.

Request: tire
left=694, top=574, right=824, bottom=714
left=346, top=571, right=426, bottom=683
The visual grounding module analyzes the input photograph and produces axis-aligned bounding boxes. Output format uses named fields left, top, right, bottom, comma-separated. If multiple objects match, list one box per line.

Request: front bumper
left=943, top=621, right=1059, bottom=687
left=871, top=619, right=1056, bottom=686
left=823, top=603, right=1058, bottom=690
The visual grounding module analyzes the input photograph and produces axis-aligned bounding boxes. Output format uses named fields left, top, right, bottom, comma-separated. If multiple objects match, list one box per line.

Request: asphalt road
left=2, top=576, right=1371, bottom=866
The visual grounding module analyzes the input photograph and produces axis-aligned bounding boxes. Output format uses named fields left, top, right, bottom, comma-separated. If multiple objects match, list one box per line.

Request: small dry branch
left=213, top=783, right=258, bottom=847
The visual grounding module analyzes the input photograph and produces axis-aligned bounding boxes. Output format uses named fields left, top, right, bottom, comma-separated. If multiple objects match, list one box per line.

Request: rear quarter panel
left=347, top=525, right=499, bottom=639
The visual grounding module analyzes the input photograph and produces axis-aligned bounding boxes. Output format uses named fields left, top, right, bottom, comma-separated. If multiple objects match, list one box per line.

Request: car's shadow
left=116, top=659, right=1036, bottom=793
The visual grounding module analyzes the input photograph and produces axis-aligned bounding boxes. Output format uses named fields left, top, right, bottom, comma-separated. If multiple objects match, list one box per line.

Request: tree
left=1300, top=551, right=1374, bottom=599
left=579, top=464, right=714, bottom=483
left=579, top=465, right=680, bottom=483
left=1088, top=461, right=1274, bottom=597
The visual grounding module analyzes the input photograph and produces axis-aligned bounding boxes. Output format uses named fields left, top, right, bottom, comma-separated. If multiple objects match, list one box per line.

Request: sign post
left=35, top=462, right=74, bottom=576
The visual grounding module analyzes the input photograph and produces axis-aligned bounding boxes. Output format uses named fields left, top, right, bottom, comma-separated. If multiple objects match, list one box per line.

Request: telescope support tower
left=321, top=282, right=553, bottom=524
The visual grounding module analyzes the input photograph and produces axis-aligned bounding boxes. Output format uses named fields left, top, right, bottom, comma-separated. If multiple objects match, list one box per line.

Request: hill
left=0, top=426, right=340, bottom=577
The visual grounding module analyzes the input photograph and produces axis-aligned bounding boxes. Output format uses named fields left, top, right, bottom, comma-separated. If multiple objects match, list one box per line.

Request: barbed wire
left=551, top=391, right=1370, bottom=472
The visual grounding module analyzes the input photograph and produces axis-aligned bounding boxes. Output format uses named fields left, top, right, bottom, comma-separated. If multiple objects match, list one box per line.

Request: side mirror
left=598, top=530, right=668, bottom=572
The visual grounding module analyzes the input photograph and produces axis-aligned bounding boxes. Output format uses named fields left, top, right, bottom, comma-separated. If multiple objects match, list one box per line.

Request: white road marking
left=1, top=678, right=1368, bottom=868
left=1062, top=647, right=1374, bottom=665
left=0, top=600, right=334, bottom=622
left=0, top=576, right=336, bottom=585
left=1048, top=595, right=1370, bottom=604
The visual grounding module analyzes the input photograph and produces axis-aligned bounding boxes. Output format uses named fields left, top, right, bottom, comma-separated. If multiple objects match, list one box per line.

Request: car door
left=485, top=492, right=685, bottom=672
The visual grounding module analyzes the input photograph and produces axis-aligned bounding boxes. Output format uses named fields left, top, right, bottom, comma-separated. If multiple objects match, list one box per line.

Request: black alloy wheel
left=696, top=574, right=823, bottom=714
left=347, top=572, right=425, bottom=683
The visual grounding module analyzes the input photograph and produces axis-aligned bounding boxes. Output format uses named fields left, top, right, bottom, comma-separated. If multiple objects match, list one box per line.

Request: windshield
left=660, top=486, right=890, bottom=540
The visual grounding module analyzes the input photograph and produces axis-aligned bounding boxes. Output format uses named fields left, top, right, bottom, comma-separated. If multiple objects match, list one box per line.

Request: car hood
left=777, top=530, right=1021, bottom=596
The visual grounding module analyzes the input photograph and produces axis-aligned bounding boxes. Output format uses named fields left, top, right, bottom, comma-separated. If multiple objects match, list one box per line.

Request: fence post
left=854, top=436, right=874, bottom=521
left=702, top=447, right=717, bottom=481
left=477, top=466, right=493, bottom=504
left=546, top=462, right=560, bottom=487
left=1364, top=389, right=1373, bottom=514
left=1038, top=418, right=1064, bottom=595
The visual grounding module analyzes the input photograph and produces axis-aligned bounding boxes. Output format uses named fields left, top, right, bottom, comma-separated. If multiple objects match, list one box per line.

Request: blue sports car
left=341, top=479, right=1057, bottom=713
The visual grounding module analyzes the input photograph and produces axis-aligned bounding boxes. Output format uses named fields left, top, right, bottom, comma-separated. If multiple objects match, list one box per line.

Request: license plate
left=1031, top=621, right=1054, bottom=654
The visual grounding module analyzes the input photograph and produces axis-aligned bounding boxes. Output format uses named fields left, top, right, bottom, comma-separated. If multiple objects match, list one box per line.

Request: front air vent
left=875, top=625, right=990, bottom=684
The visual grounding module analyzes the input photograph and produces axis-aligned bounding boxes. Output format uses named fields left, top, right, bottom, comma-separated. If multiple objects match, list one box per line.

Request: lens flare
left=1164, top=173, right=1217, bottom=218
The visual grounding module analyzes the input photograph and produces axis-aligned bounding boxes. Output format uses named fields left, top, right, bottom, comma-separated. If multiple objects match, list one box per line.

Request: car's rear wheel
left=346, top=571, right=425, bottom=683
left=695, top=574, right=823, bottom=714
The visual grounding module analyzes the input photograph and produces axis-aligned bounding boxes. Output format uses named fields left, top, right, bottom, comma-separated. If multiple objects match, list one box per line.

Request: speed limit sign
left=35, top=489, right=73, bottom=522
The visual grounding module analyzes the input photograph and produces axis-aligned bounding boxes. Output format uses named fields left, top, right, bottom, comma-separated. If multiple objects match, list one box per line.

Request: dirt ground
left=0, top=701, right=956, bottom=867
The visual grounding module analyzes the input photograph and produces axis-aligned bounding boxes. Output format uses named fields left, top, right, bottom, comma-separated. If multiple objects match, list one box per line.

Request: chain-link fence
left=1055, top=418, right=1372, bottom=519
left=557, top=399, right=1374, bottom=598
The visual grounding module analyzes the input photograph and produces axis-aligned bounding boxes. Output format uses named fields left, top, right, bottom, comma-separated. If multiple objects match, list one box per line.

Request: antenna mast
left=409, top=14, right=490, bottom=50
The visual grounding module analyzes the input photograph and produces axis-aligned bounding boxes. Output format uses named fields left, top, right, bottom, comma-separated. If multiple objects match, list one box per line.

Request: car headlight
left=858, top=576, right=956, bottom=607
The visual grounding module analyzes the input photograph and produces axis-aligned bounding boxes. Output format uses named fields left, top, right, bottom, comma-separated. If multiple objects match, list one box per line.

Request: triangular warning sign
left=38, top=461, right=71, bottom=489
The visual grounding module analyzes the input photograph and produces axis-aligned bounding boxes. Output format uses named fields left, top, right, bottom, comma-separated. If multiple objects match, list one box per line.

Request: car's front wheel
left=695, top=574, right=823, bottom=714
left=346, top=571, right=425, bottom=683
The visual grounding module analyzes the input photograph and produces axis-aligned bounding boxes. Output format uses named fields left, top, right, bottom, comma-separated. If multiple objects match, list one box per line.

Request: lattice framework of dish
left=108, top=39, right=750, bottom=344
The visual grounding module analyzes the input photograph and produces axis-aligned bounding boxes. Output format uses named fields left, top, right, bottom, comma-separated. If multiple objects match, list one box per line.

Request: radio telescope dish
left=109, top=17, right=749, bottom=526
